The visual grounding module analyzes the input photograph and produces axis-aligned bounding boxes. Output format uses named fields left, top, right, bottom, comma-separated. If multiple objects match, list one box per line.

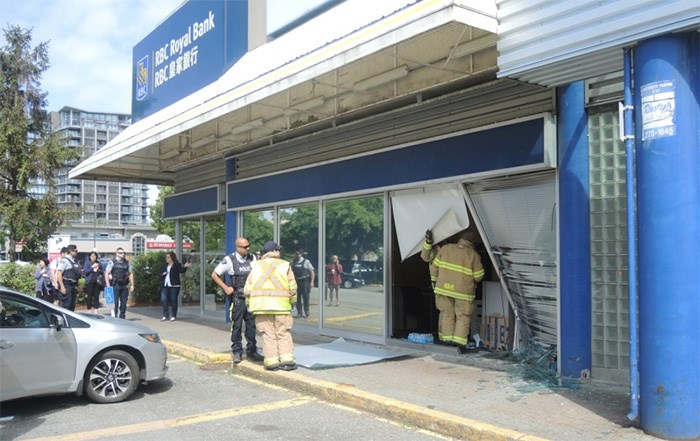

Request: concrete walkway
left=125, top=306, right=657, bottom=441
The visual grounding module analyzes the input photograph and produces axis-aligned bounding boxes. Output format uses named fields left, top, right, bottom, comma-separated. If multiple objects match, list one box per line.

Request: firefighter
left=244, top=240, right=298, bottom=371
left=432, top=229, right=484, bottom=354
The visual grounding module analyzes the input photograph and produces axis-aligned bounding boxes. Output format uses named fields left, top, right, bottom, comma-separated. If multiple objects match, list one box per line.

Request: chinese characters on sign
left=641, top=81, right=676, bottom=141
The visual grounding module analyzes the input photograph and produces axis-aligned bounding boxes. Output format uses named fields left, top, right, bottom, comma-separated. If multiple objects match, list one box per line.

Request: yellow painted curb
left=162, top=339, right=550, bottom=441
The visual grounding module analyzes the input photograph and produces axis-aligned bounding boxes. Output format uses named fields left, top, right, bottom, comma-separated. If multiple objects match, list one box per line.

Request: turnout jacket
left=433, top=238, right=484, bottom=301
left=244, top=256, right=298, bottom=315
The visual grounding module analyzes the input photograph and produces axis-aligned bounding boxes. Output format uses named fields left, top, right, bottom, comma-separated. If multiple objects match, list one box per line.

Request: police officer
left=105, top=247, right=134, bottom=319
left=56, top=244, right=81, bottom=310
left=291, top=250, right=314, bottom=318
left=211, top=237, right=264, bottom=364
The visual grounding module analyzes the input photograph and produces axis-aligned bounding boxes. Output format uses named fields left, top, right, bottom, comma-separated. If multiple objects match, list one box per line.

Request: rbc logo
left=136, top=55, right=149, bottom=101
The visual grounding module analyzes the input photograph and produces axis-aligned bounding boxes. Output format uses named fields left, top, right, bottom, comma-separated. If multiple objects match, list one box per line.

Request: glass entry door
left=322, top=196, right=385, bottom=337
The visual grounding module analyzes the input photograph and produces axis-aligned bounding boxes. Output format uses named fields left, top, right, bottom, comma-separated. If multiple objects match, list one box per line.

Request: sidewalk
left=125, top=306, right=657, bottom=441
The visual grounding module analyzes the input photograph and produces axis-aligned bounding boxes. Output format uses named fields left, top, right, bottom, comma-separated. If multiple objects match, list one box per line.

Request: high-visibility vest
left=245, top=258, right=297, bottom=314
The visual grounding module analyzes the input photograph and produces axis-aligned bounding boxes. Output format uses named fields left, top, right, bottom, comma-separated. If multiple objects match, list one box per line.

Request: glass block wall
left=588, top=106, right=630, bottom=382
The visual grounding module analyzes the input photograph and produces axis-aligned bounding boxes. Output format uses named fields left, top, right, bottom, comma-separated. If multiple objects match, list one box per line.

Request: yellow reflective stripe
left=249, top=289, right=292, bottom=297
left=433, top=257, right=477, bottom=276
left=452, top=335, right=468, bottom=346
left=423, top=242, right=432, bottom=250
left=255, top=261, right=286, bottom=290
left=434, top=288, right=475, bottom=301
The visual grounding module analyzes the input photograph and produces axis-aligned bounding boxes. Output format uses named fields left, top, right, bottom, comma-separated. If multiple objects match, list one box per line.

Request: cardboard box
left=484, top=313, right=509, bottom=350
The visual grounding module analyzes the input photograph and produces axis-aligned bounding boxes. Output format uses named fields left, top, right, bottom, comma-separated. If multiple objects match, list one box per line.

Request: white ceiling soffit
left=69, top=0, right=498, bottom=185
left=496, top=0, right=700, bottom=86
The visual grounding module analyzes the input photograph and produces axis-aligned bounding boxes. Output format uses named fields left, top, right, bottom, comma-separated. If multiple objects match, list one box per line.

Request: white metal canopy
left=69, top=0, right=498, bottom=185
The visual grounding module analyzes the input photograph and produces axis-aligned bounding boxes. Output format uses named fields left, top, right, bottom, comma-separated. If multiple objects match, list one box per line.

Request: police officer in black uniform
left=292, top=250, right=315, bottom=318
left=211, top=236, right=264, bottom=364
left=105, top=247, right=134, bottom=319
left=57, top=244, right=81, bottom=310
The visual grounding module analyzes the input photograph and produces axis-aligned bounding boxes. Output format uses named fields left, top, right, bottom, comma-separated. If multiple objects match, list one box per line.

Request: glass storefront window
left=179, top=216, right=225, bottom=315
left=243, top=209, right=274, bottom=257
left=323, top=196, right=384, bottom=336
left=280, top=204, right=319, bottom=323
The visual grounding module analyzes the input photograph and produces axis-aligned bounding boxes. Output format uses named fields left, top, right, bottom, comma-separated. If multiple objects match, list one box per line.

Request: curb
left=163, top=339, right=550, bottom=441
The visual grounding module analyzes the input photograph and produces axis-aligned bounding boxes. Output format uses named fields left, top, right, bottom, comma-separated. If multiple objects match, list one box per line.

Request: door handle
left=0, top=340, right=15, bottom=350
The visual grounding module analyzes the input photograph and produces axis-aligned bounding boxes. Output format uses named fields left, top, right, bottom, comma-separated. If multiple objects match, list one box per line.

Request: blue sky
left=1, top=0, right=328, bottom=115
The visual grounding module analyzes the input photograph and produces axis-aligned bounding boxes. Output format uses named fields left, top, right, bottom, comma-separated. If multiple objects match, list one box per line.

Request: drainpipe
left=621, top=47, right=639, bottom=421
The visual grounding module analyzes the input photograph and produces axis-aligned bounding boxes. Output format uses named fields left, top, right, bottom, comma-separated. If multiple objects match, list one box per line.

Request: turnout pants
left=435, top=295, right=474, bottom=347
left=255, top=314, right=294, bottom=369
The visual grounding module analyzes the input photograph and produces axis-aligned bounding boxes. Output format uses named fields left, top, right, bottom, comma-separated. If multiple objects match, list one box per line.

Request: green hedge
left=0, top=263, right=37, bottom=294
left=131, top=252, right=166, bottom=305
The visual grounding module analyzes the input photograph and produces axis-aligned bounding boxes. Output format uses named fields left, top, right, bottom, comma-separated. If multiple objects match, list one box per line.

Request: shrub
left=0, top=262, right=38, bottom=294
left=182, top=260, right=219, bottom=302
left=130, top=252, right=166, bottom=305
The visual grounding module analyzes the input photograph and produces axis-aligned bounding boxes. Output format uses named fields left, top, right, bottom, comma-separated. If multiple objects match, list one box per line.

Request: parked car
left=0, top=287, right=168, bottom=404
left=341, top=272, right=365, bottom=289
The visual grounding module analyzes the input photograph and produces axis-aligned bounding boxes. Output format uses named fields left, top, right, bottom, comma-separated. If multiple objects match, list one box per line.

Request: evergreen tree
left=0, top=25, right=78, bottom=261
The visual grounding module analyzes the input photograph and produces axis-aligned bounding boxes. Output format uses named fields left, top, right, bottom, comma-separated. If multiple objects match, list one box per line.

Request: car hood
left=72, top=312, right=158, bottom=334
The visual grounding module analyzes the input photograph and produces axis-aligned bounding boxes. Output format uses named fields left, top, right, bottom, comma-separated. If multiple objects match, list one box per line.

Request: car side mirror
left=50, top=314, right=65, bottom=332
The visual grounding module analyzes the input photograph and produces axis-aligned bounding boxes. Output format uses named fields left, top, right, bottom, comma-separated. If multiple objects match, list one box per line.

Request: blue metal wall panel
left=228, top=118, right=545, bottom=208
left=164, top=186, right=219, bottom=219
left=557, top=82, right=592, bottom=378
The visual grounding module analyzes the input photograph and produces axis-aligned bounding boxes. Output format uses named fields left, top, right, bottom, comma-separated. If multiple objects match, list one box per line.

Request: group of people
left=33, top=245, right=136, bottom=318
left=211, top=237, right=298, bottom=371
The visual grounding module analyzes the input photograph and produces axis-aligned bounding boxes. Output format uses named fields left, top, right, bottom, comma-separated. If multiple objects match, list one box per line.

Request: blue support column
left=634, top=32, right=700, bottom=439
left=224, top=158, right=237, bottom=323
left=557, top=82, right=592, bottom=378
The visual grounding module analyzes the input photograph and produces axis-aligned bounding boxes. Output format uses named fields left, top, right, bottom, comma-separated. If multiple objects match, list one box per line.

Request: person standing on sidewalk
left=244, top=240, right=298, bottom=371
left=211, top=237, right=264, bottom=364
left=50, top=247, right=68, bottom=305
left=433, top=230, right=484, bottom=354
left=292, top=250, right=314, bottom=318
left=83, top=251, right=104, bottom=314
left=325, top=255, right=343, bottom=307
left=105, top=247, right=134, bottom=319
left=34, top=257, right=53, bottom=302
left=56, top=244, right=81, bottom=311
left=160, top=251, right=191, bottom=321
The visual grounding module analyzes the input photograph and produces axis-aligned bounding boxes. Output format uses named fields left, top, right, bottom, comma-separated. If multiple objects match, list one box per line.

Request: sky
left=1, top=0, right=329, bottom=114
left=2, top=0, right=183, bottom=114
left=2, top=0, right=327, bottom=206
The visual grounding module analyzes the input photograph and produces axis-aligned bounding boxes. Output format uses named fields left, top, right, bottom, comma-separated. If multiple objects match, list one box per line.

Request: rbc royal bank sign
left=132, top=0, right=248, bottom=122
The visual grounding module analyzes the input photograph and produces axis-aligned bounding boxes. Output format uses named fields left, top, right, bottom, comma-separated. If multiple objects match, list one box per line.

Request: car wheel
left=343, top=280, right=353, bottom=289
left=84, top=350, right=140, bottom=404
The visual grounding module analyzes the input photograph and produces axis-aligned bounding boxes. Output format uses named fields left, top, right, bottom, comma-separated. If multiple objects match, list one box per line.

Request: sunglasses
left=238, top=245, right=250, bottom=249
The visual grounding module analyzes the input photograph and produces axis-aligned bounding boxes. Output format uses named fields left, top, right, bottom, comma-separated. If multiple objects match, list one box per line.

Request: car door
left=0, top=292, right=77, bottom=401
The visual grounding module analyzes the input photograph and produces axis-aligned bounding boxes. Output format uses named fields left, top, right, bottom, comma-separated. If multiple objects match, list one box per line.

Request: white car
left=0, top=287, right=168, bottom=403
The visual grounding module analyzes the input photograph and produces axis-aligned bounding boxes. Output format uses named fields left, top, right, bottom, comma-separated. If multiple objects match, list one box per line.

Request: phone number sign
left=641, top=80, right=676, bottom=141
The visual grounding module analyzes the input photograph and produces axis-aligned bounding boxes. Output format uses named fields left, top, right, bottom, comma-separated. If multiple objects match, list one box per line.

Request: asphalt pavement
left=122, top=305, right=659, bottom=441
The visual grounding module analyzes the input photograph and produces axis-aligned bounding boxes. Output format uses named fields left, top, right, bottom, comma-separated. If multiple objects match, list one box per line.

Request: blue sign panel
left=163, top=186, right=220, bottom=219
left=132, top=1, right=248, bottom=122
left=228, top=118, right=546, bottom=209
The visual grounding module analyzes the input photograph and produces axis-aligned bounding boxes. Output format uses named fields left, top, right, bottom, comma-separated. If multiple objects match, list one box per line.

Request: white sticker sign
left=641, top=80, right=676, bottom=141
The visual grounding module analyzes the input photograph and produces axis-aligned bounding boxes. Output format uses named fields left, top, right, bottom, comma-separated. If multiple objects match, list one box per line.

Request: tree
left=0, top=26, right=78, bottom=261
